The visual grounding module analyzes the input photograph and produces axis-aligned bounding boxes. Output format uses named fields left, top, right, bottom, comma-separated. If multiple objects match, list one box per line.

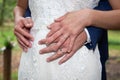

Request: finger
left=46, top=29, right=63, bottom=45
left=46, top=30, right=55, bottom=38
left=17, top=40, right=24, bottom=50
left=15, top=31, right=31, bottom=47
left=68, top=36, right=76, bottom=52
left=54, top=33, right=69, bottom=51
left=47, top=22, right=59, bottom=29
left=17, top=40, right=28, bottom=52
left=59, top=32, right=86, bottom=64
left=39, top=37, right=60, bottom=45
left=40, top=33, right=69, bottom=54
left=58, top=51, right=74, bottom=65
left=23, top=28, right=31, bottom=33
left=47, top=23, right=61, bottom=37
left=55, top=13, right=69, bottom=22
left=47, top=23, right=55, bottom=29
left=47, top=27, right=60, bottom=37
left=53, top=37, right=60, bottom=43
left=15, top=25, right=34, bottom=41
left=42, top=34, right=69, bottom=54
left=39, top=43, right=57, bottom=54
left=17, top=38, right=28, bottom=49
left=46, top=49, right=65, bottom=62
left=39, top=39, right=47, bottom=44
left=60, top=37, right=70, bottom=49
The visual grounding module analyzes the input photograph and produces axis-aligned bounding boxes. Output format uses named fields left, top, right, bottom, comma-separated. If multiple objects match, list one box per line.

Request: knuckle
left=56, top=53, right=61, bottom=56
left=52, top=46, right=57, bottom=52
left=48, top=38, right=53, bottom=43
left=59, top=39, right=64, bottom=44
left=72, top=30, right=78, bottom=35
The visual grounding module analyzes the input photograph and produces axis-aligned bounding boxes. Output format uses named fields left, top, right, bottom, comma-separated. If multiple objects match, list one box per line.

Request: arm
left=13, top=0, right=33, bottom=52
left=86, top=0, right=112, bottom=49
left=14, top=0, right=28, bottom=24
left=91, top=0, right=120, bottom=30
left=86, top=0, right=120, bottom=49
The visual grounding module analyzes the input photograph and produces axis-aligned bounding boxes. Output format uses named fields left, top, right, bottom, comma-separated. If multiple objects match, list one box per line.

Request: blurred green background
left=0, top=0, right=120, bottom=80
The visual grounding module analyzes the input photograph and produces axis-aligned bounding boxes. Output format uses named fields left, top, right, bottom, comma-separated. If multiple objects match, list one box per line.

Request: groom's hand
left=14, top=17, right=34, bottom=52
left=39, top=22, right=87, bottom=64
left=40, top=30, right=87, bottom=64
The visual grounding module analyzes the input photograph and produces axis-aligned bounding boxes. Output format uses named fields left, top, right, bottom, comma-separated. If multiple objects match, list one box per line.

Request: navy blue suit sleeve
left=85, top=1, right=112, bottom=50
left=24, top=7, right=31, bottom=17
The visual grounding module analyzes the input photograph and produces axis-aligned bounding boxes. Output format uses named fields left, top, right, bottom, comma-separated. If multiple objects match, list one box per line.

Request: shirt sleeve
left=84, top=28, right=91, bottom=44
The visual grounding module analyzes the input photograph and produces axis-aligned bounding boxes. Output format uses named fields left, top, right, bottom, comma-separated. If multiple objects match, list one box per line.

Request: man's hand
left=14, top=17, right=34, bottom=52
left=39, top=30, right=87, bottom=65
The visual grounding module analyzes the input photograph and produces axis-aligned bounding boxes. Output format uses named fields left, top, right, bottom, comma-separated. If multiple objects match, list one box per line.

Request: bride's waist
left=31, top=26, right=48, bottom=30
left=31, top=27, right=49, bottom=35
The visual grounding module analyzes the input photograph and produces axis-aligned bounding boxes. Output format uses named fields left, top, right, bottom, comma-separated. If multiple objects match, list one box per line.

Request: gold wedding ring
left=59, top=48, right=69, bottom=54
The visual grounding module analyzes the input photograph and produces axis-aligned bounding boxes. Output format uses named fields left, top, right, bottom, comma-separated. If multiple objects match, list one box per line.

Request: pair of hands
left=14, top=9, right=92, bottom=64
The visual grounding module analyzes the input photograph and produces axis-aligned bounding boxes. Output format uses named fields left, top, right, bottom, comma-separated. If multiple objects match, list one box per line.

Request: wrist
left=85, top=9, right=96, bottom=26
left=14, top=16, right=24, bottom=25
left=80, top=9, right=95, bottom=27
left=90, top=9, right=103, bottom=26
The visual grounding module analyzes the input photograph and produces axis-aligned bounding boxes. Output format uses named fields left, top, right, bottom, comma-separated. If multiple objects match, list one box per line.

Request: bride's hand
left=41, top=9, right=93, bottom=52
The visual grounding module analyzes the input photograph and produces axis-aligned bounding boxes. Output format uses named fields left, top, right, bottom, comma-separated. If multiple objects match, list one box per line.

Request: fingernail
left=27, top=24, right=30, bottom=26
left=27, top=43, right=29, bottom=46
left=47, top=59, right=50, bottom=62
left=59, top=62, right=62, bottom=65
left=31, top=38, right=34, bottom=41
left=24, top=48, right=28, bottom=52
left=39, top=50, right=42, bottom=54
left=38, top=41, right=41, bottom=44
left=47, top=25, right=50, bottom=28
left=68, top=49, right=71, bottom=52
left=29, top=44, right=32, bottom=48
left=46, top=42, right=49, bottom=46
left=46, top=41, right=48, bottom=44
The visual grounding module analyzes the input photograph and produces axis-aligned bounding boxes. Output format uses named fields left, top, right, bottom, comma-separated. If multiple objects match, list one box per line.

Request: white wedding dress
left=18, top=0, right=102, bottom=80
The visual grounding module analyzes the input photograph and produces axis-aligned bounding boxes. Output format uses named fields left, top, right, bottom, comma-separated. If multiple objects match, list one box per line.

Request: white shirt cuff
left=25, top=17, right=31, bottom=18
left=84, top=28, right=91, bottom=44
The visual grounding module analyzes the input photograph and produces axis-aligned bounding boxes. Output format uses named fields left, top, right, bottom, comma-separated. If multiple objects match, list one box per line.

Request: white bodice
left=29, top=0, right=100, bottom=30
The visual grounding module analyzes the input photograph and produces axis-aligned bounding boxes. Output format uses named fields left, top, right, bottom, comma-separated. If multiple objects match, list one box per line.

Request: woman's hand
left=14, top=17, right=34, bottom=52
left=40, top=9, right=93, bottom=52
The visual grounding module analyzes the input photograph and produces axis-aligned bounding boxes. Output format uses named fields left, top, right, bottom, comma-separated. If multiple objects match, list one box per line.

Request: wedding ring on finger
left=59, top=48, right=69, bottom=54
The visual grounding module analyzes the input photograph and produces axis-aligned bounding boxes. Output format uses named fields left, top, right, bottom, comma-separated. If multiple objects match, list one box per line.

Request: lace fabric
left=18, top=0, right=101, bottom=80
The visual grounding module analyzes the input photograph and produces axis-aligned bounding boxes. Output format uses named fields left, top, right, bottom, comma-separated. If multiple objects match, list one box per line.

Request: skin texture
left=14, top=0, right=120, bottom=64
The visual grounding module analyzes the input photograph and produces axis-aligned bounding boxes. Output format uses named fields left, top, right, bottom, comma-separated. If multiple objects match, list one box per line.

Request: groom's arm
left=85, top=0, right=112, bottom=50
left=24, top=7, right=31, bottom=17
